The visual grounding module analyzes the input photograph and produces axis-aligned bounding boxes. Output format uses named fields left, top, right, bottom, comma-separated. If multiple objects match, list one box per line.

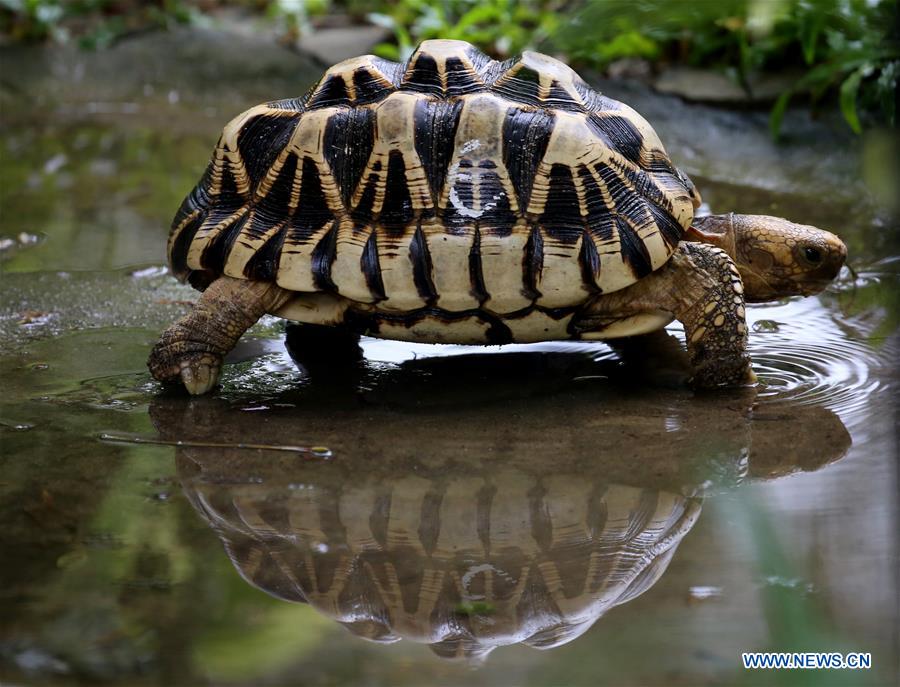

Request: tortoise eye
left=803, top=246, right=822, bottom=264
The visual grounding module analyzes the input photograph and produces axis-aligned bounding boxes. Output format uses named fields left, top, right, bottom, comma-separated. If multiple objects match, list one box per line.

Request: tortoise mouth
left=797, top=278, right=835, bottom=297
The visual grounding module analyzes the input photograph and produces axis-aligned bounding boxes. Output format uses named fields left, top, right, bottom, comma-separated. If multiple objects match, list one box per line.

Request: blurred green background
left=1, top=0, right=897, bottom=136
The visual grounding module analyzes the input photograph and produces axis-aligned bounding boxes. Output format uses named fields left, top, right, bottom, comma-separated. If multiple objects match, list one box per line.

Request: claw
left=179, top=359, right=221, bottom=395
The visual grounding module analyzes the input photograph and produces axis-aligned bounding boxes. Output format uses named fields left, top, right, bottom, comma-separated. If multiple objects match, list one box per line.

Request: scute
left=168, top=40, right=696, bottom=339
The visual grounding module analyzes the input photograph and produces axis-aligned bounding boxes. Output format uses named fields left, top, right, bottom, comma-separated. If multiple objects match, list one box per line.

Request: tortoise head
left=688, top=213, right=848, bottom=303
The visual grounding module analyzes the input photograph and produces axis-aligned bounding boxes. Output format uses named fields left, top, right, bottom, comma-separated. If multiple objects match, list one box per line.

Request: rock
left=653, top=66, right=805, bottom=104
left=296, top=24, right=393, bottom=66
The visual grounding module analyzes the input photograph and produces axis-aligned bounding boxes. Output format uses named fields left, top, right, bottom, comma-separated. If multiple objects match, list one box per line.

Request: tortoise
left=148, top=39, right=847, bottom=394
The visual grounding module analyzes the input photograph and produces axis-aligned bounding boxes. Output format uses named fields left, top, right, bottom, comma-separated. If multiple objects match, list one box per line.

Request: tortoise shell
left=168, top=39, right=698, bottom=341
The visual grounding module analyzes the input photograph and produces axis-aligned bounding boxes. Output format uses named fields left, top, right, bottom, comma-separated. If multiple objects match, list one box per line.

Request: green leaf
left=839, top=68, right=865, bottom=134
left=799, top=12, right=824, bottom=65
left=372, top=42, right=399, bottom=61
left=769, top=90, right=792, bottom=140
left=454, top=4, right=502, bottom=32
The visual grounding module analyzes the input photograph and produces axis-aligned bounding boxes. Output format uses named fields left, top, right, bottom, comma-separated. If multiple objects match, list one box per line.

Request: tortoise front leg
left=578, top=242, right=756, bottom=389
left=148, top=276, right=291, bottom=395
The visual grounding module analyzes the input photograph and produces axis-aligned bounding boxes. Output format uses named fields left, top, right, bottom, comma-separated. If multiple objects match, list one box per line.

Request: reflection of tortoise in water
left=149, top=39, right=847, bottom=394
left=188, top=470, right=700, bottom=661
left=162, top=378, right=849, bottom=660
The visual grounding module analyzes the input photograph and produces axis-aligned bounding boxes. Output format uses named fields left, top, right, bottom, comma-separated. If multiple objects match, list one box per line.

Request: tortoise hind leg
left=284, top=322, right=363, bottom=384
left=579, top=242, right=756, bottom=389
left=148, top=276, right=291, bottom=395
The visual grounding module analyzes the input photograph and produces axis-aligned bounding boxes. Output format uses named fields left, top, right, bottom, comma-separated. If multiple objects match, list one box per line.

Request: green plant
left=367, top=0, right=560, bottom=61
left=768, top=1, right=899, bottom=136
left=0, top=0, right=197, bottom=48
left=551, top=0, right=898, bottom=137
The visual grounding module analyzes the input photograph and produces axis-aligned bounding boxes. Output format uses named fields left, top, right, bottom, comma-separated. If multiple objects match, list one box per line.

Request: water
left=1, top=28, right=898, bottom=687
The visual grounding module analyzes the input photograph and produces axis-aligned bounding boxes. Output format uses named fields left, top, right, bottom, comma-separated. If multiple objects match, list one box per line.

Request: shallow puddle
left=1, top=29, right=898, bottom=687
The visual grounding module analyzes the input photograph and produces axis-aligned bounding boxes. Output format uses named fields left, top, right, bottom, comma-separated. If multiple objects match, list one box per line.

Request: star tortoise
left=149, top=39, right=847, bottom=394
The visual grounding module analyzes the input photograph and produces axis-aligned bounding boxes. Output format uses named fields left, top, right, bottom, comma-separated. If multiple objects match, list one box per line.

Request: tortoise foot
left=177, top=353, right=222, bottom=395
left=689, top=354, right=756, bottom=390
left=148, top=335, right=223, bottom=395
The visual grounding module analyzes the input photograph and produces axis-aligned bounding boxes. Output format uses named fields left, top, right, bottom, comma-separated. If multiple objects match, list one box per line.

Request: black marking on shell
left=323, top=108, right=376, bottom=208
left=503, top=107, right=554, bottom=214
left=523, top=224, right=543, bottom=300
left=348, top=306, right=514, bottom=345
left=170, top=164, right=214, bottom=277
left=170, top=208, right=206, bottom=279
left=242, top=209, right=278, bottom=246
left=478, top=55, right=515, bottom=85
left=585, top=114, right=643, bottom=167
left=308, top=74, right=351, bottom=108
left=201, top=210, right=249, bottom=272
left=290, top=157, right=333, bottom=238
left=578, top=228, right=601, bottom=291
left=615, top=216, right=652, bottom=279
left=215, top=155, right=245, bottom=200
left=266, top=97, right=306, bottom=112
left=361, top=230, right=386, bottom=300
left=371, top=56, right=405, bottom=87
left=594, top=162, right=654, bottom=277
left=444, top=57, right=483, bottom=96
left=493, top=64, right=543, bottom=107
left=576, top=164, right=614, bottom=243
left=486, top=317, right=514, bottom=345
left=545, top=80, right=584, bottom=111
left=414, top=98, right=463, bottom=206
left=254, top=153, right=299, bottom=226
left=410, top=224, right=438, bottom=302
left=468, top=227, right=489, bottom=304
left=380, top=150, right=415, bottom=232
left=351, top=161, right=380, bottom=225
left=477, top=161, right=518, bottom=232
left=244, top=222, right=285, bottom=281
left=352, top=67, right=393, bottom=105
left=575, top=80, right=621, bottom=113
left=609, top=159, right=674, bottom=216
left=673, top=166, right=701, bottom=206
left=646, top=202, right=683, bottom=250
left=465, top=44, right=496, bottom=73
left=644, top=151, right=679, bottom=175
left=595, top=162, right=647, bottom=227
left=502, top=303, right=578, bottom=321
left=237, top=114, right=300, bottom=188
left=541, top=164, right=582, bottom=243
left=311, top=221, right=338, bottom=291
left=172, top=162, right=212, bottom=229
left=402, top=53, right=443, bottom=96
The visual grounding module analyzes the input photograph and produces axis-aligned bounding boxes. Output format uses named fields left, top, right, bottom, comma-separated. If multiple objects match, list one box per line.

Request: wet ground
left=1, top=27, right=899, bottom=687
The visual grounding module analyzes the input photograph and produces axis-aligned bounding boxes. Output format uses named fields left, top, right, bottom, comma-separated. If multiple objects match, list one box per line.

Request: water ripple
left=747, top=294, right=891, bottom=427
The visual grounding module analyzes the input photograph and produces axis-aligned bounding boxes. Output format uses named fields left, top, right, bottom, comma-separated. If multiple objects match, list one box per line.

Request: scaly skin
left=148, top=276, right=291, bottom=394
left=580, top=242, right=754, bottom=388
left=688, top=213, right=847, bottom=302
